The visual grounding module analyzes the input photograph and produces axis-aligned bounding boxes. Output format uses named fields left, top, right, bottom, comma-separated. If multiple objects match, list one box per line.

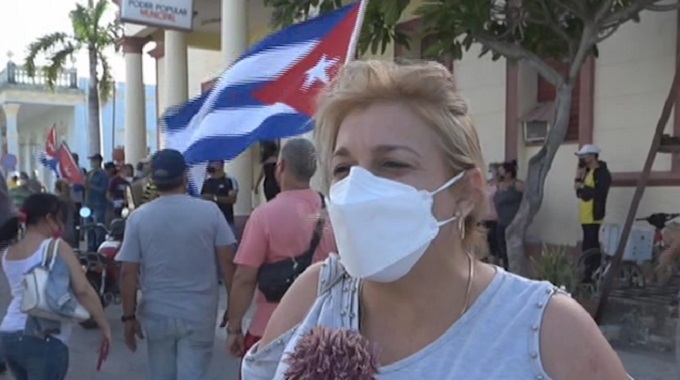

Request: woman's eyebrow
left=372, top=144, right=422, bottom=157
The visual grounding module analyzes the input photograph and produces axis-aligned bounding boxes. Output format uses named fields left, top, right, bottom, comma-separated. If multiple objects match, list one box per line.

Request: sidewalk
left=618, top=347, right=677, bottom=380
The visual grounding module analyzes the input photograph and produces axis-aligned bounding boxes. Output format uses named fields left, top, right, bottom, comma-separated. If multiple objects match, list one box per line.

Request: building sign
left=120, top=0, right=194, bottom=31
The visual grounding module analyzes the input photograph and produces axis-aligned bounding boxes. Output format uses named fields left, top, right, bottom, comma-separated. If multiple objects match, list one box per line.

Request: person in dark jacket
left=574, top=144, right=611, bottom=282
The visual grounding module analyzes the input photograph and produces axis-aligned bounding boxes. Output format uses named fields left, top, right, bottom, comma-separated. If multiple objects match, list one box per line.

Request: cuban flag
left=163, top=0, right=368, bottom=193
left=38, top=126, right=84, bottom=186
left=57, top=142, right=84, bottom=186
left=38, top=125, right=60, bottom=177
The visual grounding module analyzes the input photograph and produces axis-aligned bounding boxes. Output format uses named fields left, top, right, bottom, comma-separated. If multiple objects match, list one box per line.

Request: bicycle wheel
left=577, top=248, right=604, bottom=283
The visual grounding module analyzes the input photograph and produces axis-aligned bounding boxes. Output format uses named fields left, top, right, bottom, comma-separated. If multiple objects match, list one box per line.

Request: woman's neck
left=360, top=241, right=480, bottom=323
left=24, top=226, right=50, bottom=240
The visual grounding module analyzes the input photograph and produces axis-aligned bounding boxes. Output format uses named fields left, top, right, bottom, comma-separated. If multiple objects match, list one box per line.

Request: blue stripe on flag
left=183, top=113, right=312, bottom=164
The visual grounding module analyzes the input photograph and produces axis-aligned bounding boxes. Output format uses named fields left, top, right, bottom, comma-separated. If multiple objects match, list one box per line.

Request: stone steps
left=599, top=276, right=680, bottom=353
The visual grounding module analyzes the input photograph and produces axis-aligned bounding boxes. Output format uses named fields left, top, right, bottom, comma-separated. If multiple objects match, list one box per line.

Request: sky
left=0, top=0, right=156, bottom=84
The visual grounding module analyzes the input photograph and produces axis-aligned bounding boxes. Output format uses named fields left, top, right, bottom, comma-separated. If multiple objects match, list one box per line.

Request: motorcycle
left=76, top=207, right=127, bottom=329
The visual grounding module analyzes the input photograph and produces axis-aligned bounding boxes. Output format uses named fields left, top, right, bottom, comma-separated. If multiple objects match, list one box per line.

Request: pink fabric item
left=234, top=189, right=337, bottom=337
left=485, top=183, right=498, bottom=221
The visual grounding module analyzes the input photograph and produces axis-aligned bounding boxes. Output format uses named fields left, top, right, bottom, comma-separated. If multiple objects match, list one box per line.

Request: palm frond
left=24, top=32, right=73, bottom=77
left=42, top=45, right=78, bottom=90
left=97, top=52, right=114, bottom=103
left=91, top=0, right=110, bottom=27
left=69, top=3, right=93, bottom=42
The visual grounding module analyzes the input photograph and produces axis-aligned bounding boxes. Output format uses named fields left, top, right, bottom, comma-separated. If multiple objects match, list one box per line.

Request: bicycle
left=578, top=213, right=680, bottom=293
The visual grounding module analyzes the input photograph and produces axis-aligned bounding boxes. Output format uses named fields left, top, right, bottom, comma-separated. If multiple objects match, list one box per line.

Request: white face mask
left=327, top=166, right=465, bottom=282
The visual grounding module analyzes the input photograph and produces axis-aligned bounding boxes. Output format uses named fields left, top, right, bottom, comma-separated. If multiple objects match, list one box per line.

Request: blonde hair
left=314, top=60, right=488, bottom=251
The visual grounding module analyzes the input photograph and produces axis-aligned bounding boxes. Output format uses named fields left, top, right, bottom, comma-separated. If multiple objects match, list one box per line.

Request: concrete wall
left=455, top=45, right=507, bottom=166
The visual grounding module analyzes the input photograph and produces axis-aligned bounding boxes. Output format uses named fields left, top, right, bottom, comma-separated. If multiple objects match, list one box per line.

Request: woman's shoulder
left=540, top=294, right=628, bottom=378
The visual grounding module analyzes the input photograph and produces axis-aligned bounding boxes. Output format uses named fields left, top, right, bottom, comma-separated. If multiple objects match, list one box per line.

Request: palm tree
left=24, top=0, right=121, bottom=156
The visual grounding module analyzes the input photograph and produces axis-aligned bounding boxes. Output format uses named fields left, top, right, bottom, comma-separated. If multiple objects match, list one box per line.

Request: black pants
left=483, top=220, right=499, bottom=256
left=582, top=224, right=602, bottom=282
left=495, top=223, right=510, bottom=270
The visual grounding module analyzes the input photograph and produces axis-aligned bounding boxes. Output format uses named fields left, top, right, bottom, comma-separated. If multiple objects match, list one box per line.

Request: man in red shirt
left=226, top=138, right=336, bottom=359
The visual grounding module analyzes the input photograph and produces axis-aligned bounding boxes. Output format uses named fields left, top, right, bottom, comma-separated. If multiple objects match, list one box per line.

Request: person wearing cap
left=85, top=153, right=110, bottom=252
left=126, top=157, right=153, bottom=210
left=574, top=144, right=611, bottom=282
left=116, top=149, right=236, bottom=380
left=201, top=160, right=239, bottom=231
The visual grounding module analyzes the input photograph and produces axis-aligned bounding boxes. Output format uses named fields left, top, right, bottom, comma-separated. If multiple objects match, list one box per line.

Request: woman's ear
left=457, top=168, right=484, bottom=218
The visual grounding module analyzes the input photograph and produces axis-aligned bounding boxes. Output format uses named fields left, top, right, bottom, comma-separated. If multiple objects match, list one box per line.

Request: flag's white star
left=302, top=55, right=339, bottom=90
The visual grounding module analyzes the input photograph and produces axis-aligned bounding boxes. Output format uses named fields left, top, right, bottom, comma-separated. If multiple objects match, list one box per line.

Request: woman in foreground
left=0, top=193, right=111, bottom=379
left=241, top=60, right=629, bottom=379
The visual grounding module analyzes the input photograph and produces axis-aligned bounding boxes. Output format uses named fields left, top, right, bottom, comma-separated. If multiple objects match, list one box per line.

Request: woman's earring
left=458, top=215, right=466, bottom=241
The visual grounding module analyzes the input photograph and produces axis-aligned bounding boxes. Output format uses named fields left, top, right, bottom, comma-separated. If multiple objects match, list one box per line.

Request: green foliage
left=531, top=244, right=584, bottom=296
left=24, top=0, right=121, bottom=102
left=265, top=0, right=666, bottom=83
left=263, top=0, right=411, bottom=55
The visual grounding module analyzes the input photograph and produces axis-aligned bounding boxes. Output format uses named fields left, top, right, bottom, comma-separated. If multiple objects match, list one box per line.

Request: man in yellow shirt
left=574, top=144, right=611, bottom=282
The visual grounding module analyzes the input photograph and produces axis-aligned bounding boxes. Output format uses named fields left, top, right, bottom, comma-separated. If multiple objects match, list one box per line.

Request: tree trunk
left=87, top=46, right=101, bottom=156
left=594, top=49, right=680, bottom=323
left=505, top=83, right=574, bottom=276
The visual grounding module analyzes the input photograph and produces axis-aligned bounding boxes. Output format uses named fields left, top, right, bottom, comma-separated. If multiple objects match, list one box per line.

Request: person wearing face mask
left=241, top=61, right=629, bottom=380
left=492, top=160, right=524, bottom=270
left=0, top=193, right=111, bottom=380
left=574, top=144, right=611, bottom=283
left=202, top=160, right=239, bottom=231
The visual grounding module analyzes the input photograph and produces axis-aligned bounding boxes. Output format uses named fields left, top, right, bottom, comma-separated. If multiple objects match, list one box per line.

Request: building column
left=164, top=31, right=188, bottom=111
left=148, top=42, right=165, bottom=150
left=2, top=103, right=20, bottom=163
left=121, top=36, right=149, bottom=165
left=19, top=138, right=29, bottom=173
left=222, top=0, right=253, bottom=215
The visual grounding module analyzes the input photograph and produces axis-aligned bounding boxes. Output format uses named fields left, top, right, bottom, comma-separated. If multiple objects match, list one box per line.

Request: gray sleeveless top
left=494, top=182, right=523, bottom=226
left=241, top=254, right=573, bottom=379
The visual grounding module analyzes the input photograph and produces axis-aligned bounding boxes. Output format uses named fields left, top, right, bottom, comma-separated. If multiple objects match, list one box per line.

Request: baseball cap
left=88, top=153, right=104, bottom=161
left=151, top=149, right=187, bottom=185
left=575, top=144, right=601, bottom=156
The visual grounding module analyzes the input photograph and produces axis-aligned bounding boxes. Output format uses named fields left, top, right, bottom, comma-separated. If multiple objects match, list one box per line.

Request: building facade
left=119, top=0, right=680, bottom=247
left=0, top=56, right=157, bottom=188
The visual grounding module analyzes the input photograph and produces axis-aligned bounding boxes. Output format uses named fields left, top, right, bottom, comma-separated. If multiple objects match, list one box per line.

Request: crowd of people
left=0, top=60, right=633, bottom=380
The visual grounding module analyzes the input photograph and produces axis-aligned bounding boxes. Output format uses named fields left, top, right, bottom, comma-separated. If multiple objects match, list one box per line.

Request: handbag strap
left=40, top=238, right=60, bottom=270
left=297, top=193, right=327, bottom=263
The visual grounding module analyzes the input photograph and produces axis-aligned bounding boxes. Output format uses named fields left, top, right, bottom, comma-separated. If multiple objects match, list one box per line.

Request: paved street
left=0, top=272, right=677, bottom=379
left=618, top=346, right=677, bottom=380
left=0, top=272, right=241, bottom=380
left=61, top=301, right=241, bottom=380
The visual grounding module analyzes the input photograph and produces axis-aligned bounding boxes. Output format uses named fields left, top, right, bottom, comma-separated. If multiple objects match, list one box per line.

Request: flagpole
left=345, top=0, right=369, bottom=64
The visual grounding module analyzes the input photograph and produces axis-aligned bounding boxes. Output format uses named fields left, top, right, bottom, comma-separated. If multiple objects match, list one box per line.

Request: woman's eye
left=382, top=161, right=409, bottom=169
left=332, top=165, right=350, bottom=177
